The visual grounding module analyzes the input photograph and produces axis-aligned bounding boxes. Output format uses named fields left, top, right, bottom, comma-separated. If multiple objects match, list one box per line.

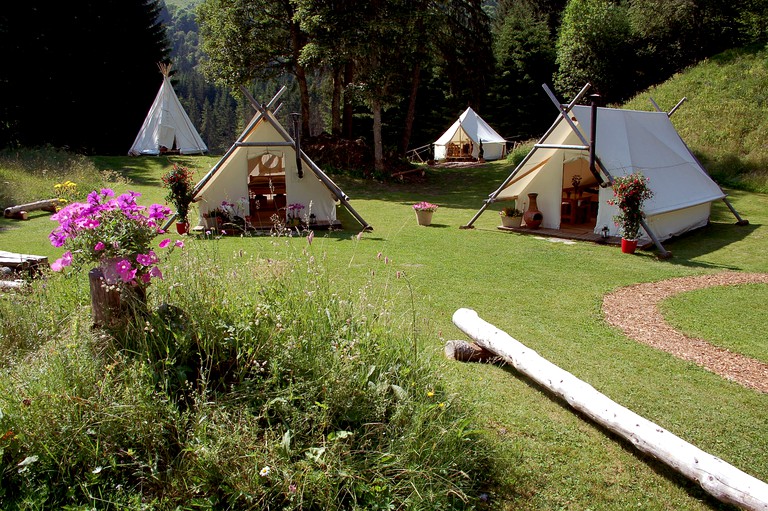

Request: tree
left=553, top=0, right=633, bottom=104
left=486, top=0, right=557, bottom=140
left=0, top=1, right=168, bottom=153
left=197, top=0, right=312, bottom=136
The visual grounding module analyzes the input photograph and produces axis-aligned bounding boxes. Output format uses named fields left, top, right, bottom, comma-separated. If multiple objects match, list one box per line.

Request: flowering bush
left=49, top=188, right=181, bottom=286
left=607, top=172, right=653, bottom=240
left=412, top=201, right=438, bottom=212
left=161, top=164, right=195, bottom=223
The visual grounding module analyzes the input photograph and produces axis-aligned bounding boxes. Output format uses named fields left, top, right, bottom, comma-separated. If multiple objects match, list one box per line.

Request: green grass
left=7, top=39, right=768, bottom=506
left=2, top=149, right=767, bottom=510
left=660, top=284, right=768, bottom=364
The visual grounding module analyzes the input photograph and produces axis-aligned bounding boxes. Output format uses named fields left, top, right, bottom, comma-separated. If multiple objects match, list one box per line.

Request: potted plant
left=48, top=188, right=183, bottom=327
left=413, top=201, right=438, bottom=226
left=607, top=171, right=654, bottom=253
left=161, top=164, right=195, bottom=234
left=286, top=202, right=305, bottom=227
left=499, top=203, right=523, bottom=228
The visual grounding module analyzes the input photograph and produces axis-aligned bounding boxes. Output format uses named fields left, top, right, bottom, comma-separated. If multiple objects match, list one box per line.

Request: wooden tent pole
left=648, top=97, right=749, bottom=228
left=452, top=308, right=768, bottom=511
left=460, top=83, right=592, bottom=229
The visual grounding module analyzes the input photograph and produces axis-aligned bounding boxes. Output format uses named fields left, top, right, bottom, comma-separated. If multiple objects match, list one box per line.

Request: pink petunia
left=115, top=259, right=133, bottom=274
left=158, top=238, right=171, bottom=249
left=94, top=241, right=105, bottom=251
left=174, top=240, right=184, bottom=248
left=61, top=251, right=73, bottom=267
left=140, top=273, right=152, bottom=284
left=51, top=259, right=63, bottom=272
left=149, top=266, right=163, bottom=280
left=136, top=252, right=156, bottom=266
left=119, top=267, right=137, bottom=283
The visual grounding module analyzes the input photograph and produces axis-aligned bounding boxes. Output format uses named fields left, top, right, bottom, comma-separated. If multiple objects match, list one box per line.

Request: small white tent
left=192, top=89, right=369, bottom=231
left=434, top=107, right=507, bottom=161
left=468, top=103, right=729, bottom=246
left=128, top=64, right=207, bottom=156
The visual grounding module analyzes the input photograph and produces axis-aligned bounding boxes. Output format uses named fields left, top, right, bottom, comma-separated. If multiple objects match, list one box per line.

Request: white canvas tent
left=191, top=88, right=369, bottom=231
left=434, top=107, right=507, bottom=161
left=465, top=87, right=739, bottom=254
left=128, top=64, right=207, bottom=156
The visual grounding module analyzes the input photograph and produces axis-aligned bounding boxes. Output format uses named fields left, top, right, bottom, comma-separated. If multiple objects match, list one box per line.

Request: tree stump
left=89, top=267, right=147, bottom=329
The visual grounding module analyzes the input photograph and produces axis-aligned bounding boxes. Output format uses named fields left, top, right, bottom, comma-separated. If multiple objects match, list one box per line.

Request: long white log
left=452, top=308, right=768, bottom=511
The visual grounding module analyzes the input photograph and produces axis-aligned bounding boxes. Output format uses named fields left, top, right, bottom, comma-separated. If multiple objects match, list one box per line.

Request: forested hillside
left=2, top=0, right=766, bottom=170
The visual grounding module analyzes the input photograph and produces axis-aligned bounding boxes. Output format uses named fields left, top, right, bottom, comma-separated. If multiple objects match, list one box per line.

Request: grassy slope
left=2, top=153, right=766, bottom=510
left=622, top=42, right=768, bottom=192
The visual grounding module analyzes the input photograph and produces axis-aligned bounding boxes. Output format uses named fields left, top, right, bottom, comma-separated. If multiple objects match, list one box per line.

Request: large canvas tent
left=191, top=88, right=369, bottom=231
left=434, top=107, right=507, bottom=161
left=465, top=88, right=738, bottom=253
left=128, top=64, right=207, bottom=156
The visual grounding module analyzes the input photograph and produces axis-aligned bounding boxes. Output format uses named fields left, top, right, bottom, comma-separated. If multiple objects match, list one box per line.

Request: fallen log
left=444, top=339, right=497, bottom=362
left=452, top=308, right=768, bottom=511
left=4, top=199, right=59, bottom=219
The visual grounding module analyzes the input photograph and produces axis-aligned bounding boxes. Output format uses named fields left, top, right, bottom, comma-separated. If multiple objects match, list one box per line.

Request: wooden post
left=452, top=308, right=768, bottom=511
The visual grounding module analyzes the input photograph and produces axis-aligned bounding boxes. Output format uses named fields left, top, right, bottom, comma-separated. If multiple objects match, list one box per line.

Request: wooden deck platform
left=497, top=223, right=653, bottom=249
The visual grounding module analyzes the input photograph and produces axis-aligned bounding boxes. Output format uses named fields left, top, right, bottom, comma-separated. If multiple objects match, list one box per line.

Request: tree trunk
left=400, top=62, right=421, bottom=155
left=372, top=98, right=384, bottom=174
left=452, top=308, right=768, bottom=511
left=343, top=61, right=355, bottom=138
left=290, top=19, right=311, bottom=137
left=331, top=66, right=342, bottom=137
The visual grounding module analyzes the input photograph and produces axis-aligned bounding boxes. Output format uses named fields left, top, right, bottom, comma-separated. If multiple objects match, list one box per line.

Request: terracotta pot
left=621, top=238, right=638, bottom=254
left=415, top=210, right=434, bottom=226
left=501, top=215, right=523, bottom=228
left=176, top=221, right=189, bottom=235
left=523, top=193, right=543, bottom=229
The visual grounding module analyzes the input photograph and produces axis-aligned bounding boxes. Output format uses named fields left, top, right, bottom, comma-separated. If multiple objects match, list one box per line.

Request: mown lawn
left=1, top=154, right=767, bottom=510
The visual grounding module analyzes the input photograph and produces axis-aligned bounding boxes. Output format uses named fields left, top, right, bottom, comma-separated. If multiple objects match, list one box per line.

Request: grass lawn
left=2, top=154, right=767, bottom=510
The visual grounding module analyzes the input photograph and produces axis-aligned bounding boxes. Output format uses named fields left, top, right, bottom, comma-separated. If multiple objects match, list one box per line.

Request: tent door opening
left=248, top=152, right=287, bottom=228
left=560, top=155, right=599, bottom=230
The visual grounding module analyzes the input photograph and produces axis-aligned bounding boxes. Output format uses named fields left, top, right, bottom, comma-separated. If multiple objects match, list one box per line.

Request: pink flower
left=119, top=268, right=137, bottom=283
left=149, top=266, right=163, bottom=279
left=136, top=253, right=152, bottom=266
left=61, top=251, right=73, bottom=267
left=94, top=241, right=105, bottom=251
left=51, top=259, right=63, bottom=272
left=115, top=259, right=133, bottom=275
left=174, top=240, right=184, bottom=248
left=158, top=238, right=171, bottom=249
left=140, top=273, right=152, bottom=284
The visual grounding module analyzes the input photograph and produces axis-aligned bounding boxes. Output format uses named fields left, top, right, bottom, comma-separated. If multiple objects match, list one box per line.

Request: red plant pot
left=621, top=238, right=638, bottom=254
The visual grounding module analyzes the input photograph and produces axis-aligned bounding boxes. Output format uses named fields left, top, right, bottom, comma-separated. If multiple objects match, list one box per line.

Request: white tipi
left=128, top=63, right=207, bottom=156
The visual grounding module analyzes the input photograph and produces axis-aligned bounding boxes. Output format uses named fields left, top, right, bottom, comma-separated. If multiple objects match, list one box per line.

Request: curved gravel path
left=602, top=272, right=768, bottom=394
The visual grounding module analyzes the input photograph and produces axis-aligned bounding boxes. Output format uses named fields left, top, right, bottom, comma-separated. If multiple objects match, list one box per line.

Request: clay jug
left=523, top=193, right=543, bottom=229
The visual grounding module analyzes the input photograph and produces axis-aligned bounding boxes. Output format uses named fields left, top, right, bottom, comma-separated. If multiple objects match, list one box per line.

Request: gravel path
left=602, top=272, right=768, bottom=394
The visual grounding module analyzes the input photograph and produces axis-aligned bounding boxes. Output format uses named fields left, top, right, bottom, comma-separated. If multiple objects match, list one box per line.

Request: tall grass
left=0, top=146, right=124, bottom=209
left=0, top=234, right=507, bottom=509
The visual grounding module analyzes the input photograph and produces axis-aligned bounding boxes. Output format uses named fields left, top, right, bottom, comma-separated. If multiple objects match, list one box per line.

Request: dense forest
left=1, top=0, right=766, bottom=170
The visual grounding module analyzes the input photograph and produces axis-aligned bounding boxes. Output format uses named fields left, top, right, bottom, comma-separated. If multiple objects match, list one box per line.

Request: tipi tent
left=466, top=97, right=733, bottom=251
left=128, top=64, right=207, bottom=156
left=434, top=107, right=507, bottom=161
left=191, top=88, right=369, bottom=231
